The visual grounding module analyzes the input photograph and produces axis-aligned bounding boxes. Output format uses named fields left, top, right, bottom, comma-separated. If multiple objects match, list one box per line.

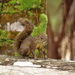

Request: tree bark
left=46, top=0, right=59, bottom=59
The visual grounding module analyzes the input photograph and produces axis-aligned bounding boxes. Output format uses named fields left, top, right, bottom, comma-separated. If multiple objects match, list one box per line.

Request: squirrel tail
left=14, top=18, right=34, bottom=51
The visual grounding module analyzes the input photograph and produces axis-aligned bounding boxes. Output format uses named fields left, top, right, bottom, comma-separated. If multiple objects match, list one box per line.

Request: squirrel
left=14, top=18, right=34, bottom=51
left=14, top=18, right=47, bottom=58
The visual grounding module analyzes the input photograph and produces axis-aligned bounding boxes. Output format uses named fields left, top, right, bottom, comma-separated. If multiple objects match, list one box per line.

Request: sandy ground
left=0, top=65, right=75, bottom=75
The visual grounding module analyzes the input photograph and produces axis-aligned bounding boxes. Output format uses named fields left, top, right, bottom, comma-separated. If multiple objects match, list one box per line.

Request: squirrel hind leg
left=18, top=46, right=30, bottom=57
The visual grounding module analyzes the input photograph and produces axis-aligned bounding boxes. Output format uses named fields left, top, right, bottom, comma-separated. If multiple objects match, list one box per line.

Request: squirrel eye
left=41, top=37, right=43, bottom=39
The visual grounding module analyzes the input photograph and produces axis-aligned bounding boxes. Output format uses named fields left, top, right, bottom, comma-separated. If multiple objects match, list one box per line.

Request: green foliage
left=35, top=49, right=40, bottom=57
left=0, top=29, right=13, bottom=47
left=1, top=0, right=41, bottom=14
left=2, top=7, right=16, bottom=14
left=8, top=0, right=17, bottom=5
left=31, top=13, right=48, bottom=36
left=14, top=52, right=20, bottom=56
left=0, top=29, right=6, bottom=39
left=0, top=3, right=2, bottom=12
left=15, top=0, right=41, bottom=10
left=28, top=11, right=33, bottom=17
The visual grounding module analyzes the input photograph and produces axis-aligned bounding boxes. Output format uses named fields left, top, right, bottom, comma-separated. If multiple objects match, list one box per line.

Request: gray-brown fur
left=14, top=18, right=34, bottom=51
left=18, top=35, right=47, bottom=58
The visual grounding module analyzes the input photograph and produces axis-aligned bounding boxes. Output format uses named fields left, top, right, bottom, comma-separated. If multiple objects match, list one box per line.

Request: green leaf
left=14, top=52, right=20, bottom=56
left=35, top=49, right=40, bottom=56
left=31, top=13, right=48, bottom=36
left=8, top=0, right=17, bottom=5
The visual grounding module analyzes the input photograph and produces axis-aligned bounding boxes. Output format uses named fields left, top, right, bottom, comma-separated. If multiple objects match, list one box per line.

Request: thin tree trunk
left=62, top=0, right=75, bottom=60
left=68, top=0, right=75, bottom=60
left=46, top=0, right=59, bottom=59
left=0, top=0, right=4, bottom=23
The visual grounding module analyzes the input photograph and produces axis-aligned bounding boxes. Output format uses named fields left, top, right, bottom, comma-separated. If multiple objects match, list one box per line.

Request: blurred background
left=0, top=0, right=75, bottom=61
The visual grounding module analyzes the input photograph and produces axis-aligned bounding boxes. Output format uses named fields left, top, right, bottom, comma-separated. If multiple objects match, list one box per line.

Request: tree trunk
left=46, top=0, right=59, bottom=59
left=62, top=0, right=75, bottom=60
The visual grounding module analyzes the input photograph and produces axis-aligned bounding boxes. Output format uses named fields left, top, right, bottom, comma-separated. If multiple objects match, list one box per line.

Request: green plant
left=28, top=11, right=33, bottom=17
left=14, top=52, right=20, bottom=56
left=1, top=0, right=41, bottom=14
left=0, top=29, right=14, bottom=47
left=15, top=0, right=41, bottom=10
left=35, top=49, right=40, bottom=57
left=0, top=3, right=2, bottom=11
left=0, top=29, right=6, bottom=39
left=31, top=13, right=48, bottom=36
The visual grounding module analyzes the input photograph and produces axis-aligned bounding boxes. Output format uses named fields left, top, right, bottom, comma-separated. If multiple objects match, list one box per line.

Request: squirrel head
left=35, top=34, right=47, bottom=45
